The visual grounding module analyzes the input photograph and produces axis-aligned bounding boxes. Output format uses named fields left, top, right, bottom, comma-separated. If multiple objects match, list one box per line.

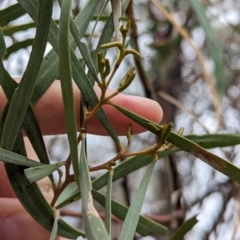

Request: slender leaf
left=56, top=182, right=79, bottom=206
left=5, top=39, right=34, bottom=58
left=185, top=133, right=240, bottom=148
left=2, top=22, right=36, bottom=35
left=23, top=107, right=51, bottom=165
left=111, top=102, right=240, bottom=183
left=92, top=189, right=168, bottom=236
left=87, top=0, right=109, bottom=48
left=189, top=0, right=225, bottom=99
left=58, top=0, right=79, bottom=181
left=0, top=31, right=51, bottom=167
left=31, top=51, right=59, bottom=103
left=1, top=0, right=53, bottom=151
left=69, top=25, right=99, bottom=82
left=119, top=160, right=156, bottom=240
left=24, top=161, right=65, bottom=182
left=0, top=3, right=26, bottom=26
left=105, top=169, right=114, bottom=236
left=50, top=210, right=58, bottom=240
left=0, top=148, right=43, bottom=167
left=0, top=28, right=7, bottom=58
left=170, top=215, right=198, bottom=240
left=79, top=133, right=109, bottom=239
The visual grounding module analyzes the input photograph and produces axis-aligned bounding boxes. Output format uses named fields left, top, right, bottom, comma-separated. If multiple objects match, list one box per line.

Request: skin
left=0, top=80, right=163, bottom=240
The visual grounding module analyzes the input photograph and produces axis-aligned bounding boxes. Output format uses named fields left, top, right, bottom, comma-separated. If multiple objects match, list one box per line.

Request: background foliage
left=1, top=0, right=240, bottom=239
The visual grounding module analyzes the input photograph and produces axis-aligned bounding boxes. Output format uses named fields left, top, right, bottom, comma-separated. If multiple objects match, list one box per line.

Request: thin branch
left=158, top=90, right=210, bottom=133
left=150, top=0, right=221, bottom=129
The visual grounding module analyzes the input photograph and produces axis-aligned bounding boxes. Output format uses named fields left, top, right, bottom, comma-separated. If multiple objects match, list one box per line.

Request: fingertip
left=88, top=89, right=163, bottom=135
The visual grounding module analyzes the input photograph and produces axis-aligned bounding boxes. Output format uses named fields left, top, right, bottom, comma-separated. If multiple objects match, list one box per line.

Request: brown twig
left=150, top=0, right=221, bottom=129
left=158, top=90, right=210, bottom=133
left=126, top=0, right=158, bottom=100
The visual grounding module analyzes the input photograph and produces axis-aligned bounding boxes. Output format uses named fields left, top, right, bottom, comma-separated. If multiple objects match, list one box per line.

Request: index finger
left=0, top=80, right=163, bottom=136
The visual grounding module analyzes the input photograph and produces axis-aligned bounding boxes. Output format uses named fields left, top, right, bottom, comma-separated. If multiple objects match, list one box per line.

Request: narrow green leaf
left=0, top=104, right=26, bottom=158
left=31, top=50, right=58, bottom=103
left=50, top=210, right=58, bottom=240
left=0, top=28, right=7, bottom=58
left=2, top=22, right=36, bottom=36
left=5, top=39, right=34, bottom=58
left=92, top=189, right=168, bottom=236
left=56, top=182, right=79, bottom=206
left=23, top=107, right=51, bottom=166
left=105, top=169, right=113, bottom=236
left=185, top=133, right=240, bottom=148
left=56, top=183, right=167, bottom=236
left=0, top=3, right=26, bottom=27
left=0, top=148, right=43, bottom=167
left=0, top=65, right=51, bottom=168
left=1, top=0, right=53, bottom=151
left=59, top=0, right=79, bottom=181
left=79, top=133, right=109, bottom=239
left=69, top=23, right=99, bottom=82
left=24, top=161, right=65, bottom=182
left=168, top=132, right=240, bottom=183
left=170, top=215, right=198, bottom=240
left=189, top=0, right=225, bottom=99
left=87, top=0, right=109, bottom=49
left=112, top=103, right=240, bottom=183
left=119, top=161, right=156, bottom=240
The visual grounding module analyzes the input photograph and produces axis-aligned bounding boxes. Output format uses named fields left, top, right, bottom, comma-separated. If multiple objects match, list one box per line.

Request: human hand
left=0, top=80, right=163, bottom=240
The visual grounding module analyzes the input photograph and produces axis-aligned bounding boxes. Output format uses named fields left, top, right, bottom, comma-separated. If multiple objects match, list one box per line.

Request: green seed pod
left=124, top=49, right=142, bottom=60
left=100, top=41, right=122, bottom=50
left=177, top=127, right=184, bottom=136
left=103, top=58, right=111, bottom=77
left=120, top=20, right=131, bottom=35
left=118, top=67, right=136, bottom=92
left=161, top=122, right=173, bottom=143
left=98, top=52, right=104, bottom=73
left=148, top=122, right=161, bottom=133
left=126, top=20, right=131, bottom=30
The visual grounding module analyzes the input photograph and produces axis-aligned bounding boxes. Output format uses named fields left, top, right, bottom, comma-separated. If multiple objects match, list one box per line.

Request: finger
left=89, top=87, right=163, bottom=135
left=0, top=80, right=163, bottom=135
left=0, top=198, right=65, bottom=240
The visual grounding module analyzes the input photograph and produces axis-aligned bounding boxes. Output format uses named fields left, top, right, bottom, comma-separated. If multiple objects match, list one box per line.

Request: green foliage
left=0, top=0, right=240, bottom=239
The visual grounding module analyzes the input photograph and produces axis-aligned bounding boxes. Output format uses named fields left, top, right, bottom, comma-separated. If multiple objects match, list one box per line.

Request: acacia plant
left=1, top=0, right=240, bottom=239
